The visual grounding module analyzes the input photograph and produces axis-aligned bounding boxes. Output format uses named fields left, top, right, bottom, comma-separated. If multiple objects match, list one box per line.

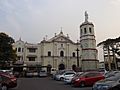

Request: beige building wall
left=39, top=31, right=81, bottom=70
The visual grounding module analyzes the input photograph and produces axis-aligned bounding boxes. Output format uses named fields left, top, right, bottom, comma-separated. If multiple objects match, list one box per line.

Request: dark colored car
left=0, top=73, right=17, bottom=89
left=92, top=72, right=120, bottom=90
left=108, top=84, right=120, bottom=90
left=71, top=71, right=105, bottom=87
left=0, top=75, right=8, bottom=90
left=105, top=70, right=120, bottom=78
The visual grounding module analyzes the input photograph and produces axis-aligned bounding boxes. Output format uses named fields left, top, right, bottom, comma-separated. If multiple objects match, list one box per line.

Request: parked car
left=0, top=70, right=13, bottom=75
left=0, top=72, right=17, bottom=89
left=25, top=71, right=33, bottom=77
left=33, top=71, right=38, bottom=77
left=92, top=72, right=120, bottom=90
left=98, top=68, right=108, bottom=75
left=0, top=75, right=8, bottom=90
left=71, top=71, right=105, bottom=87
left=38, top=70, right=47, bottom=77
left=55, top=70, right=76, bottom=81
left=13, top=72, right=20, bottom=78
left=64, top=72, right=83, bottom=84
left=25, top=70, right=38, bottom=77
left=51, top=68, right=56, bottom=75
left=52, top=70, right=65, bottom=80
left=105, top=70, right=120, bottom=78
left=108, top=84, right=120, bottom=90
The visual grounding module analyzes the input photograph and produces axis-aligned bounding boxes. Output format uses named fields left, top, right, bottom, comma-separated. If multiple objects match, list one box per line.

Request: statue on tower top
left=85, top=11, right=88, bottom=22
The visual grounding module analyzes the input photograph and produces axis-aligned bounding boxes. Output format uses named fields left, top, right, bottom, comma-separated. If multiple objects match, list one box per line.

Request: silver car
left=55, top=70, right=76, bottom=81
left=93, top=72, right=120, bottom=90
left=38, top=70, right=47, bottom=77
left=64, top=72, right=83, bottom=84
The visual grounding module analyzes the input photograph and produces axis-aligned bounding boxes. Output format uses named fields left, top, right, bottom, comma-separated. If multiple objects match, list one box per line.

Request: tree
left=0, top=32, right=17, bottom=69
left=97, top=37, right=120, bottom=70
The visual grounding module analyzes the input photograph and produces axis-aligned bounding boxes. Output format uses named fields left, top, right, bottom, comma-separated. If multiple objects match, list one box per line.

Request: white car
left=55, top=71, right=76, bottom=81
left=26, top=71, right=34, bottom=77
left=25, top=70, right=38, bottom=77
left=64, top=72, right=83, bottom=84
left=64, top=74, right=74, bottom=84
left=39, top=70, right=47, bottom=77
left=0, top=70, right=13, bottom=75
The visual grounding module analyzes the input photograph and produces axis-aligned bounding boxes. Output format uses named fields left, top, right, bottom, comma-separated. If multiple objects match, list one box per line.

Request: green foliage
left=97, top=37, right=120, bottom=47
left=97, top=36, right=120, bottom=56
left=0, top=32, right=17, bottom=68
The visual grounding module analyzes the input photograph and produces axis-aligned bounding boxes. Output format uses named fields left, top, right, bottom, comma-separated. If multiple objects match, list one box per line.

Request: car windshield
left=41, top=70, right=45, bottom=72
left=106, top=73, right=120, bottom=81
left=80, top=72, right=89, bottom=77
left=105, top=71, right=120, bottom=78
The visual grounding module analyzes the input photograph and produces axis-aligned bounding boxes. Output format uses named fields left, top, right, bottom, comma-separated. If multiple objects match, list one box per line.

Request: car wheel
left=60, top=77, right=64, bottom=81
left=80, top=82, right=85, bottom=87
left=1, top=85, right=8, bottom=90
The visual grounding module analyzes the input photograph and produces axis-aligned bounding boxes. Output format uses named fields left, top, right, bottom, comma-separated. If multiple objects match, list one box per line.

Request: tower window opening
left=84, top=28, right=87, bottom=34
left=89, top=27, right=92, bottom=33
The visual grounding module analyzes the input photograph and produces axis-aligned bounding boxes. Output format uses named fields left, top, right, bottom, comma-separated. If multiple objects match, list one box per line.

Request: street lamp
left=76, top=48, right=79, bottom=67
left=76, top=40, right=80, bottom=67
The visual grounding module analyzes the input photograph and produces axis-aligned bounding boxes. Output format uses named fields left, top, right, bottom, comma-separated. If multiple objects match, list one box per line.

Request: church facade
left=13, top=12, right=99, bottom=71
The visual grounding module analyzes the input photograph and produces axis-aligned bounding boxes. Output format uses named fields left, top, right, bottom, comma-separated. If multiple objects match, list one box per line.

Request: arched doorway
left=59, top=64, right=65, bottom=70
left=47, top=64, right=52, bottom=75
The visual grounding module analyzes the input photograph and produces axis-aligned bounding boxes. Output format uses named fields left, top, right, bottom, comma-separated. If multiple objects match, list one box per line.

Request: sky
left=0, top=0, right=120, bottom=61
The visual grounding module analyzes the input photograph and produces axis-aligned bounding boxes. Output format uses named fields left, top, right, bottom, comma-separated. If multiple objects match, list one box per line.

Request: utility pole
left=76, top=48, right=79, bottom=67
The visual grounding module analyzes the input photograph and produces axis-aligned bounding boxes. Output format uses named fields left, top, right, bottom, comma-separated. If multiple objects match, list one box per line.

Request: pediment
left=42, top=31, right=76, bottom=44
left=49, top=36, right=74, bottom=43
left=54, top=36, right=69, bottom=42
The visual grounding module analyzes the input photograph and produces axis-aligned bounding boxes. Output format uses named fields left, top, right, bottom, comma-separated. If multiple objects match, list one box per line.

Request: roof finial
left=19, top=37, right=21, bottom=41
left=85, top=11, right=88, bottom=22
left=60, top=27, right=63, bottom=34
left=67, top=34, right=69, bottom=38
left=55, top=33, right=57, bottom=37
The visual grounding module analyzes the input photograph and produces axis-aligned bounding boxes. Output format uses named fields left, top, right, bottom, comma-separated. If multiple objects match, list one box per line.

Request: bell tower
left=80, top=11, right=99, bottom=71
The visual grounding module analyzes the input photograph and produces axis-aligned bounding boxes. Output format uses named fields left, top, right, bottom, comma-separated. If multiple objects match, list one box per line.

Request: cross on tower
left=85, top=11, right=88, bottom=22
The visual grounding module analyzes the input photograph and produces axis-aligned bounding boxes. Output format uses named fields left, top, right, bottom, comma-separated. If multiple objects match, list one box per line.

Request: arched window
left=48, top=51, right=51, bottom=56
left=72, top=52, right=75, bottom=57
left=60, top=51, right=64, bottom=57
left=18, top=47, right=21, bottom=52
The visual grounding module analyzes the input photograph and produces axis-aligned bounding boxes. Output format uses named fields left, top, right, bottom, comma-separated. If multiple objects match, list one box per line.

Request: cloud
left=110, top=0, right=120, bottom=6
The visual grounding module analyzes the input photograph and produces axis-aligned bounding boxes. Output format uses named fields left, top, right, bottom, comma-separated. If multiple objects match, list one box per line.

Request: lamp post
left=76, top=48, right=79, bottom=67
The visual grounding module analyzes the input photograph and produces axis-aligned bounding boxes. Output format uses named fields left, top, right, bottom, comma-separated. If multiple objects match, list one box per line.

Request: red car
left=71, top=71, right=105, bottom=87
left=0, top=72, right=17, bottom=89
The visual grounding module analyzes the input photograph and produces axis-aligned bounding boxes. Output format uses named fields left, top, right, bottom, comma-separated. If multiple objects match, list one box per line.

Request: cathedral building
left=13, top=12, right=98, bottom=71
